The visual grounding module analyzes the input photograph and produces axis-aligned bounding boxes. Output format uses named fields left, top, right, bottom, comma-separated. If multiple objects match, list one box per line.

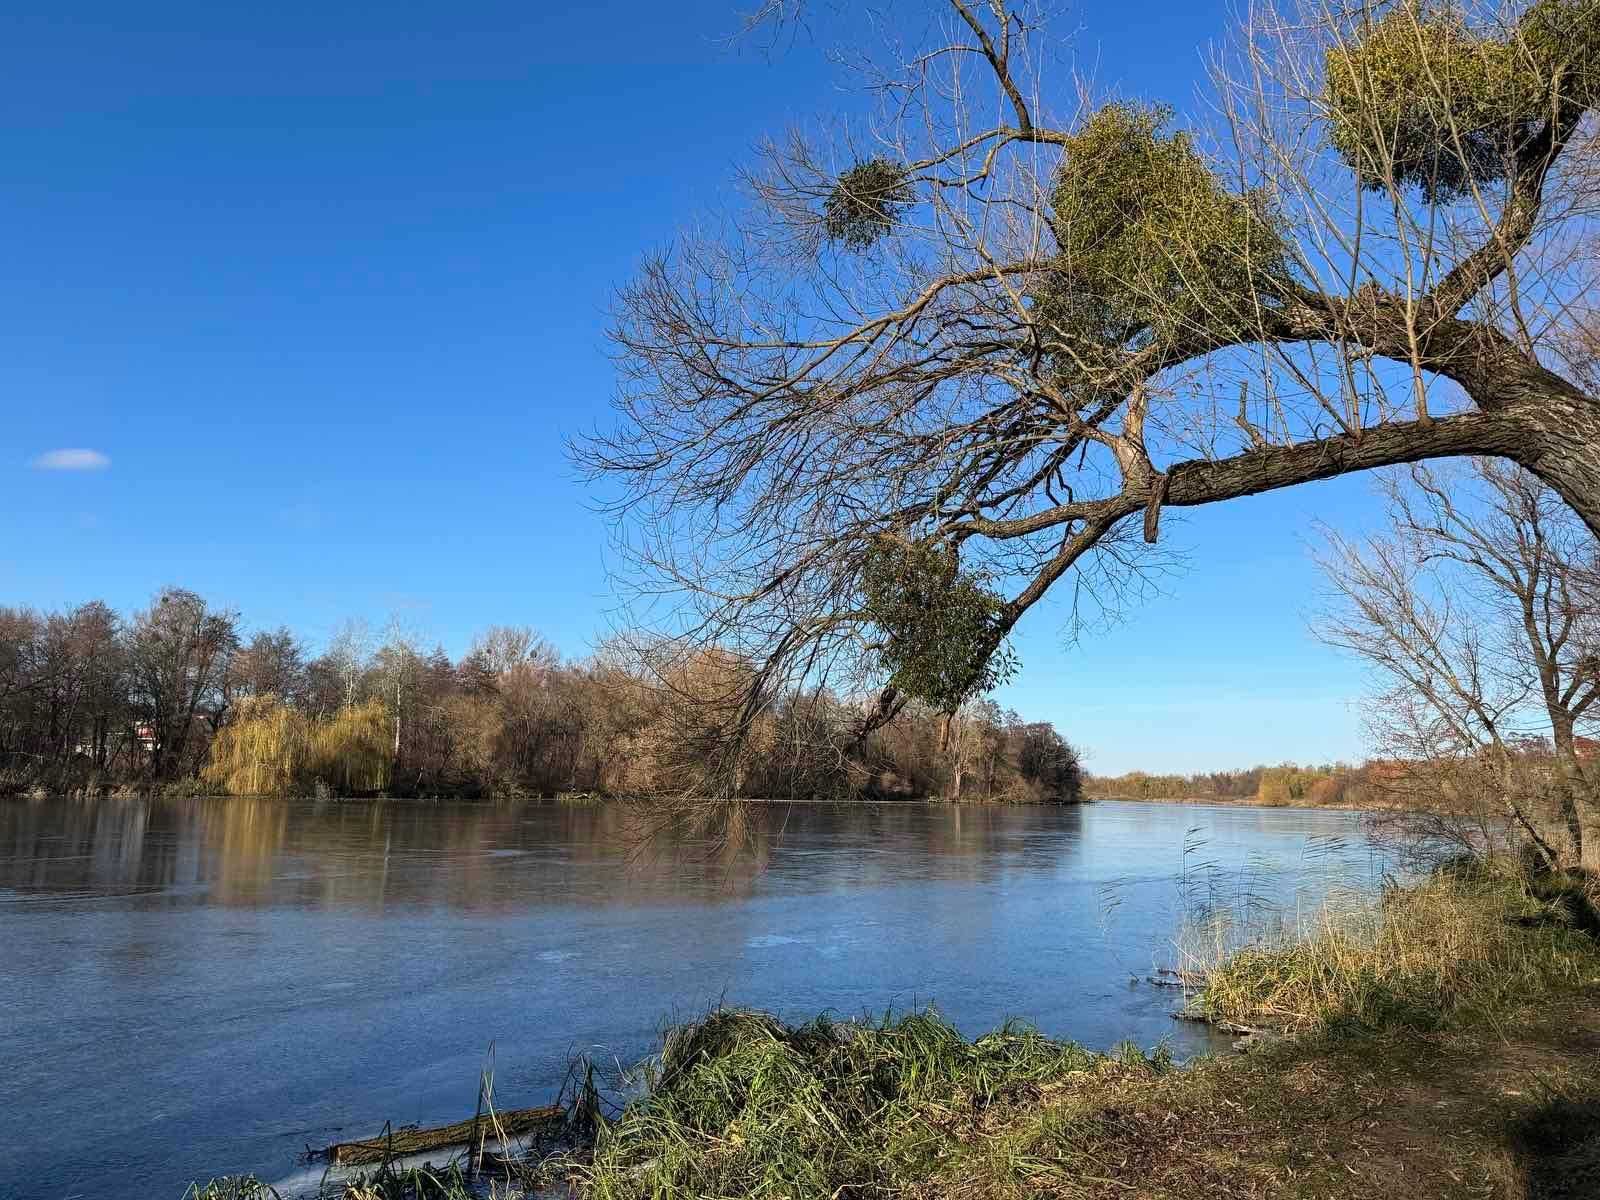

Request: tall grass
left=338, top=1161, right=474, bottom=1199
left=1191, top=861, right=1600, bottom=1033
left=573, top=1007, right=1144, bottom=1200
left=183, top=1180, right=281, bottom=1200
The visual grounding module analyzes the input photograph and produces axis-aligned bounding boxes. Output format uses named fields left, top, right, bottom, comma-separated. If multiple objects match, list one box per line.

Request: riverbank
left=191, top=1002, right=1600, bottom=1200
left=11, top=786, right=1089, bottom=806
left=558, top=1000, right=1599, bottom=1200
left=188, top=860, right=1600, bottom=1199
left=549, top=865, right=1599, bottom=1200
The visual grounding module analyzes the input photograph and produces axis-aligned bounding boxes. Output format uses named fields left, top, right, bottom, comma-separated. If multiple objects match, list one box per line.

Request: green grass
left=337, top=1161, right=475, bottom=1200
left=184, top=1161, right=480, bottom=1200
left=569, top=1007, right=1153, bottom=1200
left=561, top=864, right=1600, bottom=1200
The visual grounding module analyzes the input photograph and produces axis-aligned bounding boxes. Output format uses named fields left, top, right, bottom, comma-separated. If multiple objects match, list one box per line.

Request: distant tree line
left=1084, top=763, right=1369, bottom=807
left=0, top=589, right=1081, bottom=804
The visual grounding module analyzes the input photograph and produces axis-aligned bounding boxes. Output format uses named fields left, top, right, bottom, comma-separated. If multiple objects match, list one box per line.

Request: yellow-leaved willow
left=204, top=695, right=391, bottom=796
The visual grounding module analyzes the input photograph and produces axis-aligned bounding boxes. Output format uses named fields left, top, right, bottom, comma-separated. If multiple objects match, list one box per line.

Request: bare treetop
left=577, top=0, right=1600, bottom=752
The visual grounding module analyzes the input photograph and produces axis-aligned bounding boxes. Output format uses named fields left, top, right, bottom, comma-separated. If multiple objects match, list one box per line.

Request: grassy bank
left=189, top=863, right=1600, bottom=1200
left=559, top=863, right=1600, bottom=1200
left=1192, top=861, right=1600, bottom=1034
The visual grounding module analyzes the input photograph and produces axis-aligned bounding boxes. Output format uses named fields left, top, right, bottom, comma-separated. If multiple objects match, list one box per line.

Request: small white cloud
left=31, top=448, right=110, bottom=471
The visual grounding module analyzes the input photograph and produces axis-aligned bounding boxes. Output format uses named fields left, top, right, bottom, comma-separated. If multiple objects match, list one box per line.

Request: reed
left=1191, top=860, right=1600, bottom=1033
left=183, top=1179, right=281, bottom=1200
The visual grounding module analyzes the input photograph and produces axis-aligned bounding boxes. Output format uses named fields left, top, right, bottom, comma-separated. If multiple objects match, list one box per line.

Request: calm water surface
left=0, top=796, right=1382, bottom=1198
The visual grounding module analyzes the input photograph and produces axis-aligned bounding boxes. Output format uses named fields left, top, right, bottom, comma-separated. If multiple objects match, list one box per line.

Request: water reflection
left=0, top=796, right=1371, bottom=1200
left=0, top=796, right=1089, bottom=911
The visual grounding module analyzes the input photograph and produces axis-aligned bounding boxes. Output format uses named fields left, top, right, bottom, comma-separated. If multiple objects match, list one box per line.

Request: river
left=0, top=795, right=1385, bottom=1198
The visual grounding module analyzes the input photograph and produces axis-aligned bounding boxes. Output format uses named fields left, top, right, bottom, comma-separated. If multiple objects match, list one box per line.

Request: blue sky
left=0, top=0, right=1387, bottom=774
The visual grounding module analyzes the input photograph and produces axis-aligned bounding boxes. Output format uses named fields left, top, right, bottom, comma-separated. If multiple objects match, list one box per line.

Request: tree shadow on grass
left=1502, top=1084, right=1600, bottom=1199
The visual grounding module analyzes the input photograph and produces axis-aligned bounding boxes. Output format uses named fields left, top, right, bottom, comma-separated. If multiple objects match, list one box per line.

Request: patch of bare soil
left=931, top=992, right=1600, bottom=1200
left=1226, top=998, right=1600, bottom=1199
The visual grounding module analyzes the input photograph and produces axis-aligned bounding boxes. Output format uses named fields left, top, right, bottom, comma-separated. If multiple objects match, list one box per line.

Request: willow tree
left=579, top=0, right=1600, bottom=767
left=203, top=694, right=308, bottom=797
left=309, top=698, right=393, bottom=795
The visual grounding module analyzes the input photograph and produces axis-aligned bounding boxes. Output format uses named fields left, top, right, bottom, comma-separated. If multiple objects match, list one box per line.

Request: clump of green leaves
left=1033, top=102, right=1288, bottom=378
left=823, top=158, right=912, bottom=249
left=1325, top=0, right=1600, bottom=200
left=1522, top=0, right=1600, bottom=107
left=860, top=536, right=1018, bottom=711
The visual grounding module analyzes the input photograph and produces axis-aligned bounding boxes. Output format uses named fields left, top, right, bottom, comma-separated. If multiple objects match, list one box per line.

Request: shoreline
left=3, top=790, right=1094, bottom=807
left=552, top=865, right=1600, bottom=1199
left=188, top=863, right=1600, bottom=1199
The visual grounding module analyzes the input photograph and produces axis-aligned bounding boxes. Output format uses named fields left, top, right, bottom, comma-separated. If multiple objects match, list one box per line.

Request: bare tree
left=323, top=618, right=372, bottom=709
left=460, top=625, right=559, bottom=688
left=229, top=627, right=308, bottom=705
left=372, top=614, right=429, bottom=762
left=1318, top=459, right=1600, bottom=865
left=127, top=588, right=239, bottom=779
left=577, top=0, right=1600, bottom=774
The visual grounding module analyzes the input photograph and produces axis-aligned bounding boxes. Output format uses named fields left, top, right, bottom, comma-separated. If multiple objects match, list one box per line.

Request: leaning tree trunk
left=1495, top=372, right=1600, bottom=540
left=1548, top=714, right=1589, bottom=868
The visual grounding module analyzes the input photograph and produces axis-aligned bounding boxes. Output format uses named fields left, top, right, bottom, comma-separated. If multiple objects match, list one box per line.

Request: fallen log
left=1170, top=1010, right=1270, bottom=1037
left=325, top=1103, right=566, bottom=1166
left=1147, top=968, right=1209, bottom=989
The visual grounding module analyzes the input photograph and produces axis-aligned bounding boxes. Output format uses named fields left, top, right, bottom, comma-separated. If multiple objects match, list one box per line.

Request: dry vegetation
left=1192, top=860, right=1600, bottom=1032
left=0, top=596, right=1082, bottom=804
left=1086, top=763, right=1376, bottom=807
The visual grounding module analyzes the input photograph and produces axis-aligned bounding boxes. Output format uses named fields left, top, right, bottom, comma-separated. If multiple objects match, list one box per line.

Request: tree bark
left=1510, top=385, right=1600, bottom=540
left=1162, top=411, right=1528, bottom=517
left=1548, top=713, right=1588, bottom=867
left=1156, top=367, right=1600, bottom=543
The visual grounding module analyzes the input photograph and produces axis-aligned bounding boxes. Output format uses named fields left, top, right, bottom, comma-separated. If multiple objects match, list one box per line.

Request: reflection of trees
left=0, top=798, right=1089, bottom=912
left=197, top=797, right=288, bottom=904
left=0, top=796, right=176, bottom=895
